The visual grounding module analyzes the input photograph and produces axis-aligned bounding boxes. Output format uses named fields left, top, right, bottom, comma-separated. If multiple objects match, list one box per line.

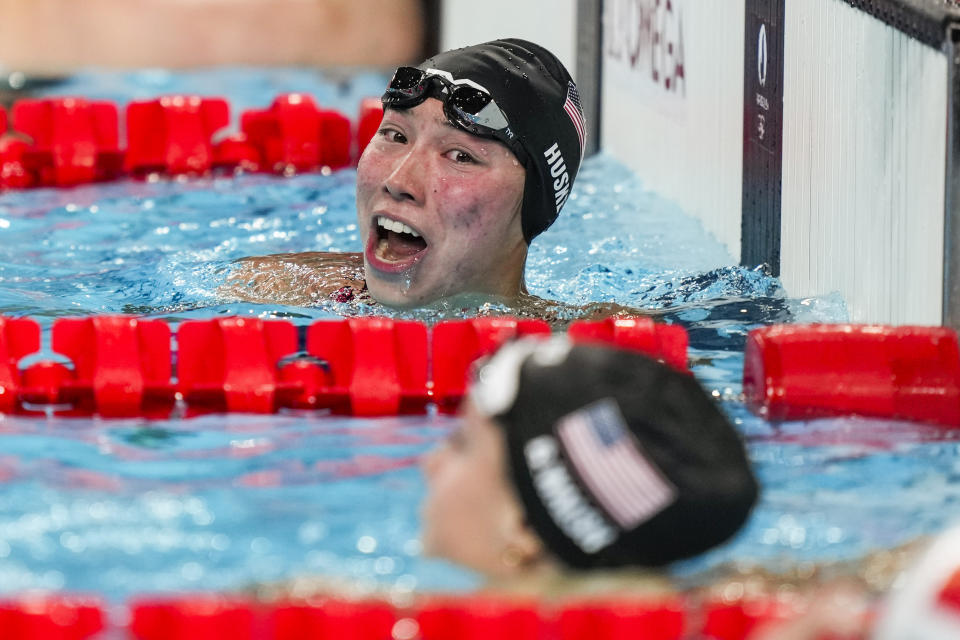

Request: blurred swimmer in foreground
left=419, top=336, right=758, bottom=594
left=228, top=39, right=634, bottom=318
left=422, top=338, right=947, bottom=636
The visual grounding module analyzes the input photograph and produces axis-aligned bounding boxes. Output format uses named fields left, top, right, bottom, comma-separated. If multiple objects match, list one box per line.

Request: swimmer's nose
left=384, top=149, right=425, bottom=204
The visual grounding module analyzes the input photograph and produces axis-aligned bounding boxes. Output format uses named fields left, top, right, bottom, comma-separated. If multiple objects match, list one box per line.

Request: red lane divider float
left=0, top=104, right=26, bottom=189
left=0, top=591, right=838, bottom=640
left=125, top=96, right=230, bottom=176
left=568, top=316, right=690, bottom=372
left=0, top=314, right=686, bottom=417
left=743, top=324, right=960, bottom=427
left=122, top=594, right=816, bottom=640
left=0, top=136, right=33, bottom=189
left=242, top=93, right=352, bottom=173
left=130, top=595, right=257, bottom=640
left=701, top=597, right=801, bottom=640
left=6, top=316, right=959, bottom=427
left=0, top=317, right=40, bottom=413
left=12, top=98, right=124, bottom=186
left=0, top=595, right=104, bottom=640
left=307, top=318, right=430, bottom=416
left=212, top=132, right=262, bottom=173
left=178, top=317, right=301, bottom=414
left=44, top=316, right=174, bottom=417
left=0, top=93, right=377, bottom=189
left=270, top=599, right=398, bottom=640
left=131, top=596, right=401, bottom=640
left=416, top=596, right=544, bottom=640
left=557, top=597, right=686, bottom=640
left=432, top=317, right=551, bottom=413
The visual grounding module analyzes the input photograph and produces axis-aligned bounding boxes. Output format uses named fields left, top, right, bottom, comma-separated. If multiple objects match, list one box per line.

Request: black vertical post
left=576, top=0, right=603, bottom=158
left=419, top=0, right=442, bottom=60
left=943, top=24, right=960, bottom=329
left=741, top=0, right=785, bottom=275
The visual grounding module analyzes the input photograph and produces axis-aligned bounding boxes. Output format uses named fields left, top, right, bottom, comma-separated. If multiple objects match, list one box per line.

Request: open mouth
left=368, top=215, right=428, bottom=269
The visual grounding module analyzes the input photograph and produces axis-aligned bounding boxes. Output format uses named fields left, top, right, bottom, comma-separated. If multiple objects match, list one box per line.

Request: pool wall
left=778, top=1, right=948, bottom=327
left=443, top=0, right=960, bottom=327
left=600, top=0, right=744, bottom=262
left=440, top=0, right=577, bottom=77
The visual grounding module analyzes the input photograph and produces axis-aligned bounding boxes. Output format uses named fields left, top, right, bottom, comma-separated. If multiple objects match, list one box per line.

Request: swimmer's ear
left=499, top=513, right=546, bottom=571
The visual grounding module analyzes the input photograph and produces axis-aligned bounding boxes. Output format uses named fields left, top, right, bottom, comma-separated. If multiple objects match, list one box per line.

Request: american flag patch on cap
left=563, top=81, right=586, bottom=160
left=556, top=398, right=677, bottom=529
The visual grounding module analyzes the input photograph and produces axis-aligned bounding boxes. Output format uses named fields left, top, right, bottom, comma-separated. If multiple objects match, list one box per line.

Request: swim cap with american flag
left=564, top=81, right=586, bottom=160
left=472, top=337, right=759, bottom=569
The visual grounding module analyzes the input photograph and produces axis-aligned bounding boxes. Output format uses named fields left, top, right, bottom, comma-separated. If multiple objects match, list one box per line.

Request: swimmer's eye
left=444, top=149, right=477, bottom=164
left=378, top=127, right=407, bottom=144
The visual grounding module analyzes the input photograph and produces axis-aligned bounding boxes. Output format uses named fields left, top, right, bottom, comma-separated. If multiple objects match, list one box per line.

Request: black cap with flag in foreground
left=470, top=337, right=759, bottom=569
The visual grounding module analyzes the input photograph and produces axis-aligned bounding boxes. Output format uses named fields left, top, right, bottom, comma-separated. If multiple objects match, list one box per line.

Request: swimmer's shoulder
left=224, top=251, right=366, bottom=306
left=237, top=251, right=363, bottom=272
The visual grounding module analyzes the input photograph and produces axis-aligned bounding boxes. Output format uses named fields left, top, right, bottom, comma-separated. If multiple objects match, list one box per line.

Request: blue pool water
left=0, top=69, right=957, bottom=604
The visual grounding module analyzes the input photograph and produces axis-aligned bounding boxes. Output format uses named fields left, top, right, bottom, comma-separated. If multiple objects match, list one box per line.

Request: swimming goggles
left=381, top=66, right=528, bottom=164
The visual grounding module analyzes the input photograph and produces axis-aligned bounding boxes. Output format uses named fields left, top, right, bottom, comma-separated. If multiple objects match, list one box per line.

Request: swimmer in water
left=419, top=336, right=758, bottom=596
left=259, top=336, right=756, bottom=601
left=228, top=39, right=628, bottom=318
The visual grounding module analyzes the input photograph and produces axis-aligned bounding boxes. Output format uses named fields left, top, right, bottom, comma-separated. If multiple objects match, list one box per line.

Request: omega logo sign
left=757, top=23, right=768, bottom=87
left=605, top=0, right=686, bottom=96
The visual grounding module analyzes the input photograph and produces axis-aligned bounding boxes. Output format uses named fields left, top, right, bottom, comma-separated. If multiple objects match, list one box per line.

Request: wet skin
left=357, top=99, right=528, bottom=308
left=419, top=398, right=544, bottom=578
left=226, top=98, right=528, bottom=309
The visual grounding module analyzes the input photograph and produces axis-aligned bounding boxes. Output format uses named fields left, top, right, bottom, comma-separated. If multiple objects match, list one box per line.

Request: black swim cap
left=470, top=338, right=758, bottom=569
left=416, top=39, right=585, bottom=243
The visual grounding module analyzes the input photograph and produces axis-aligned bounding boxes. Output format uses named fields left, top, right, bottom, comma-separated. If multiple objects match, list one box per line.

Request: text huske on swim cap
left=544, top=142, right=571, bottom=212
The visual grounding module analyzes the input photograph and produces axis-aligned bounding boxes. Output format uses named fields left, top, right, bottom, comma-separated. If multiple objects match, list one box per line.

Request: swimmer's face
left=420, top=399, right=542, bottom=577
left=356, top=99, right=527, bottom=308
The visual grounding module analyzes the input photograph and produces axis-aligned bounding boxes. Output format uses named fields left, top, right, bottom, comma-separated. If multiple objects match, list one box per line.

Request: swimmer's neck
left=365, top=266, right=531, bottom=311
left=377, top=283, right=533, bottom=312
left=482, top=563, right=673, bottom=600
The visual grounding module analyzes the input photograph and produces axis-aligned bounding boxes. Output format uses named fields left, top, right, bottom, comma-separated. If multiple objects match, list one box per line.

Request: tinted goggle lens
left=385, top=67, right=495, bottom=120
left=447, top=86, right=492, bottom=115
left=388, top=66, right=426, bottom=94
